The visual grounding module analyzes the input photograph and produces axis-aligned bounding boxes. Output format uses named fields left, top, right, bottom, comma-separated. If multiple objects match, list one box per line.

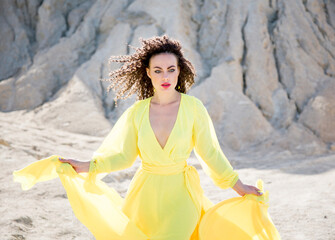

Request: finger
left=255, top=188, right=263, bottom=195
left=58, top=157, right=69, bottom=163
left=250, top=186, right=262, bottom=195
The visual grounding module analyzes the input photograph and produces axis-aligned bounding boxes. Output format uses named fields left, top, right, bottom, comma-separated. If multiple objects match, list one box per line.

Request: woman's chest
left=137, top=100, right=195, bottom=158
left=149, top=103, right=180, bottom=148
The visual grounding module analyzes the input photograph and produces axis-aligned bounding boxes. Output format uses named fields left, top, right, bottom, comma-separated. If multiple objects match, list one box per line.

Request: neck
left=151, top=91, right=181, bottom=105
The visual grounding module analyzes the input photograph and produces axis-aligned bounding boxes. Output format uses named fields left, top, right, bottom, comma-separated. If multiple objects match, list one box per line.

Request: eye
left=154, top=70, right=161, bottom=73
left=169, top=69, right=175, bottom=72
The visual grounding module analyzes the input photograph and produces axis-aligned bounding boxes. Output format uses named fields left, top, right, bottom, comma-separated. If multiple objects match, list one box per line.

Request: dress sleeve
left=192, top=97, right=239, bottom=189
left=88, top=103, right=139, bottom=176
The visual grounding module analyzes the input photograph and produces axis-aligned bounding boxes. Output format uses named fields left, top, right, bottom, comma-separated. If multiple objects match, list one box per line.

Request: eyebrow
left=153, top=65, right=176, bottom=69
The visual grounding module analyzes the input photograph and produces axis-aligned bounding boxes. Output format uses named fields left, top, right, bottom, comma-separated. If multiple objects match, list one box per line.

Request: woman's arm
left=232, top=179, right=263, bottom=196
left=192, top=97, right=262, bottom=197
left=58, top=157, right=90, bottom=173
left=59, top=103, right=139, bottom=175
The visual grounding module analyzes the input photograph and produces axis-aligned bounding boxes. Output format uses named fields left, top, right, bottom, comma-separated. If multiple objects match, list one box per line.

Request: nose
left=163, top=71, right=169, bottom=79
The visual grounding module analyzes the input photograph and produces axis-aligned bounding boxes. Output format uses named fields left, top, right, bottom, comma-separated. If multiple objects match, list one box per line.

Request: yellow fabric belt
left=141, top=161, right=203, bottom=217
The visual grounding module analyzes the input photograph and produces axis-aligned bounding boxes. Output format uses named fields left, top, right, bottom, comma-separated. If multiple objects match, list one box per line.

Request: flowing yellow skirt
left=13, top=155, right=281, bottom=240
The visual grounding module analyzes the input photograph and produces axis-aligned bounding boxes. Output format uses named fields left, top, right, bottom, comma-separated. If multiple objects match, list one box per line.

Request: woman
left=14, top=35, right=276, bottom=240
left=60, top=35, right=261, bottom=238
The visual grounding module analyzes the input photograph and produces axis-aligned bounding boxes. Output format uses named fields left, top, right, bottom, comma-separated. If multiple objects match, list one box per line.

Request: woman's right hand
left=58, top=157, right=90, bottom=173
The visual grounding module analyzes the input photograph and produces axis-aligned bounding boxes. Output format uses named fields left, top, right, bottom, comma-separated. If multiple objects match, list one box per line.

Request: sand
left=1, top=111, right=334, bottom=240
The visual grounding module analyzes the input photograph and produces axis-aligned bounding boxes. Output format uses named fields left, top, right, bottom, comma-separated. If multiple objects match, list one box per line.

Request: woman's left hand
left=232, top=179, right=263, bottom=197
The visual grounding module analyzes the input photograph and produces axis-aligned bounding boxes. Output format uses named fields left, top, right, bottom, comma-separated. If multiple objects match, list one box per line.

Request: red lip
left=161, top=83, right=171, bottom=88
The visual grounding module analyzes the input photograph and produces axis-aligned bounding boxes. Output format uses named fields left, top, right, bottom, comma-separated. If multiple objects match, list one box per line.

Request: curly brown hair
left=105, top=35, right=196, bottom=105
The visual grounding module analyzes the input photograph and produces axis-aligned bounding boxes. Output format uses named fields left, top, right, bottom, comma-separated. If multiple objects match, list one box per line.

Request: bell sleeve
left=88, top=103, right=139, bottom=177
left=192, top=97, right=239, bottom=189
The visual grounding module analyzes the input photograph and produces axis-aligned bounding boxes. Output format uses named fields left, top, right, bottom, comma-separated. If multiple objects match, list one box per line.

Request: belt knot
left=141, top=161, right=203, bottom=217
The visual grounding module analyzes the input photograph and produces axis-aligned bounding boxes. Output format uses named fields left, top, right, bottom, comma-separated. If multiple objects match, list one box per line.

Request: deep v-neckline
left=148, top=93, right=183, bottom=151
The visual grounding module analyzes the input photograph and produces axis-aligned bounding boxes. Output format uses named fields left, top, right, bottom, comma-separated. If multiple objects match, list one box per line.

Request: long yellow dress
left=13, top=93, right=280, bottom=240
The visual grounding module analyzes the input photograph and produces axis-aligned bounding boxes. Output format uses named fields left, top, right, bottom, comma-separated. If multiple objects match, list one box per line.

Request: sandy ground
left=1, top=112, right=335, bottom=240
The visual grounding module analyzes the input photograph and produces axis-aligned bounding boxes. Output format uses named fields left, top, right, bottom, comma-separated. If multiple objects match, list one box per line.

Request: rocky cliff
left=1, top=0, right=334, bottom=154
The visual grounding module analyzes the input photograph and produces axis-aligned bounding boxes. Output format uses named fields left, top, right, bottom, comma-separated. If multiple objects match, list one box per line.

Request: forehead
left=149, top=53, right=178, bottom=67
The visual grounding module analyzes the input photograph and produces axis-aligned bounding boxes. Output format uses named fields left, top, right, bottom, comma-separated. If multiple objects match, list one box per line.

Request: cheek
left=150, top=74, right=160, bottom=85
left=173, top=71, right=180, bottom=81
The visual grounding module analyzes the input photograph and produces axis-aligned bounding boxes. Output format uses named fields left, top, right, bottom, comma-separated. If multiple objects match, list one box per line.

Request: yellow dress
left=13, top=93, right=281, bottom=240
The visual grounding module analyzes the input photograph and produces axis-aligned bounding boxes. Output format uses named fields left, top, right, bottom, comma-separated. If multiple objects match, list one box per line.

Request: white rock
left=299, top=79, right=335, bottom=143
left=190, top=62, right=273, bottom=151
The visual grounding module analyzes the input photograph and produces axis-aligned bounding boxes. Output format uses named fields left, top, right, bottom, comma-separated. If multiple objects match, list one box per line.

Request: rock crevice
left=1, top=0, right=334, bottom=153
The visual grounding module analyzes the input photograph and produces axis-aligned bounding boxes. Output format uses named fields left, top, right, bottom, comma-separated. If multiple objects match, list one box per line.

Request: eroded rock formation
left=1, top=0, right=334, bottom=154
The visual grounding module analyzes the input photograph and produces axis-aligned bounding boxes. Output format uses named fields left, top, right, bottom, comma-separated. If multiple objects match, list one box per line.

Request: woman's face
left=146, top=53, right=180, bottom=95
